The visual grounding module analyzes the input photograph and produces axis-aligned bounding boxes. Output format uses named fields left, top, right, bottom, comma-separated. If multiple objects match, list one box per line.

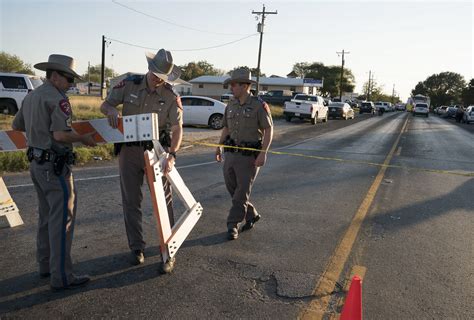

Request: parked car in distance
left=374, top=101, right=393, bottom=112
left=396, top=103, right=406, bottom=111
left=259, top=90, right=294, bottom=105
left=413, top=103, right=429, bottom=117
left=444, top=106, right=458, bottom=118
left=180, top=96, right=226, bottom=129
left=220, top=93, right=233, bottom=104
left=359, top=101, right=375, bottom=114
left=436, top=105, right=448, bottom=116
left=283, top=94, right=329, bottom=125
left=67, top=87, right=81, bottom=95
left=0, top=72, right=43, bottom=114
left=462, top=106, right=474, bottom=124
left=328, top=102, right=355, bottom=120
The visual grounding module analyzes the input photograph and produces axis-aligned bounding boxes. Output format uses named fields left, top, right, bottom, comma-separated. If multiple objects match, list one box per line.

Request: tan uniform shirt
left=12, top=80, right=73, bottom=150
left=222, top=94, right=273, bottom=144
left=106, top=75, right=182, bottom=132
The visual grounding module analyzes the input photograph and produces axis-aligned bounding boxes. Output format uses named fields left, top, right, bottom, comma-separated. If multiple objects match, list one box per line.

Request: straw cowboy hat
left=223, top=68, right=256, bottom=85
left=146, top=49, right=181, bottom=83
left=34, top=54, right=82, bottom=80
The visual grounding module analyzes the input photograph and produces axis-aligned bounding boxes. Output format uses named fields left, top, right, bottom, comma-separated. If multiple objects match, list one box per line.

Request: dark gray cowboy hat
left=34, top=54, right=83, bottom=80
left=146, top=49, right=181, bottom=83
left=223, top=68, right=256, bottom=85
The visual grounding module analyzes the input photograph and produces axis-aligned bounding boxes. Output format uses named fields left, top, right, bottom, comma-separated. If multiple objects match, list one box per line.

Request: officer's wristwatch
left=169, top=152, right=177, bottom=159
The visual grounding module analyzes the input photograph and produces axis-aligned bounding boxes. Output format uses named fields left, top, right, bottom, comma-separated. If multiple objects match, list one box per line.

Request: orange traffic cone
left=340, top=275, right=362, bottom=320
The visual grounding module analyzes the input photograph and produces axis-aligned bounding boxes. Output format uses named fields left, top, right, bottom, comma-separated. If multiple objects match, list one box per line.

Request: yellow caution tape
left=185, top=141, right=474, bottom=178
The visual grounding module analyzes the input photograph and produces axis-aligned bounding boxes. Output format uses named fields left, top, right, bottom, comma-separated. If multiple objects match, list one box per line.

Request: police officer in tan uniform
left=215, top=68, right=273, bottom=240
left=100, top=49, right=183, bottom=273
left=12, top=54, right=96, bottom=290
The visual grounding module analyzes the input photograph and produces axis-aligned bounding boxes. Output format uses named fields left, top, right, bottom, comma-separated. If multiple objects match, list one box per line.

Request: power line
left=105, top=34, right=258, bottom=52
left=112, top=0, right=253, bottom=36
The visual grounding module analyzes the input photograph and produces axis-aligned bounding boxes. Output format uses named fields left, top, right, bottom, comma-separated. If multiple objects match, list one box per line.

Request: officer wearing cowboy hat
left=100, top=49, right=183, bottom=273
left=12, top=54, right=97, bottom=290
left=215, top=67, right=273, bottom=240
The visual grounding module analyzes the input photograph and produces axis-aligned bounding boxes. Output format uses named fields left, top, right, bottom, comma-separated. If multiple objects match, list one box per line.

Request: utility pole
left=367, top=70, right=371, bottom=101
left=367, top=71, right=375, bottom=101
left=101, top=35, right=106, bottom=99
left=391, top=84, right=395, bottom=104
left=336, top=49, right=350, bottom=101
left=252, top=5, right=277, bottom=93
left=87, top=61, right=91, bottom=95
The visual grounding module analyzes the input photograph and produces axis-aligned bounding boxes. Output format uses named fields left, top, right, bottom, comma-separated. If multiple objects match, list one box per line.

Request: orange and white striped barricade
left=0, top=113, right=160, bottom=151
left=144, top=141, right=203, bottom=265
left=0, top=177, right=23, bottom=227
left=0, top=113, right=159, bottom=228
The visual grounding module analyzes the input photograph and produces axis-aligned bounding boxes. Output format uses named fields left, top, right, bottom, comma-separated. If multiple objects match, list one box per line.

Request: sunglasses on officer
left=56, top=71, right=75, bottom=84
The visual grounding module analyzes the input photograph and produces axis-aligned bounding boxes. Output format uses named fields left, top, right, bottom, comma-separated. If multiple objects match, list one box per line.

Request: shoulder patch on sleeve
left=113, top=80, right=126, bottom=89
left=125, top=74, right=144, bottom=85
left=176, top=96, right=183, bottom=111
left=164, top=82, right=179, bottom=97
left=256, top=96, right=271, bottom=115
left=263, top=102, right=271, bottom=115
left=59, top=99, right=72, bottom=116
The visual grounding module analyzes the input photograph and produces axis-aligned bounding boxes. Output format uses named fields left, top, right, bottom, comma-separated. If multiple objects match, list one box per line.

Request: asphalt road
left=0, top=111, right=472, bottom=319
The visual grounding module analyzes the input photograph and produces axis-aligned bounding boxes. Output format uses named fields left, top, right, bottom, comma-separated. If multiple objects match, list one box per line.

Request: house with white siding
left=189, top=75, right=323, bottom=100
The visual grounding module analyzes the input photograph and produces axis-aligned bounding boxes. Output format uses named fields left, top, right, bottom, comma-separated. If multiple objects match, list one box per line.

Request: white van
left=0, top=72, right=43, bottom=114
left=375, top=101, right=393, bottom=112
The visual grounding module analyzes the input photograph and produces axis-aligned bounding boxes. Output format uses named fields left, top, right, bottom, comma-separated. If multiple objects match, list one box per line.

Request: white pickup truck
left=283, top=94, right=329, bottom=125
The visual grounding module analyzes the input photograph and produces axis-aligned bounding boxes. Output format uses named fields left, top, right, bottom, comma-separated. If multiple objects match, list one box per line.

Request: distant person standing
left=455, top=106, right=464, bottom=123
left=215, top=68, right=273, bottom=240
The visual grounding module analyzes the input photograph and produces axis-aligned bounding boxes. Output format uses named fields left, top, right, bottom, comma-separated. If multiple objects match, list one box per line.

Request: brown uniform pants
left=119, top=145, right=174, bottom=251
left=30, top=161, right=77, bottom=288
left=223, top=152, right=260, bottom=229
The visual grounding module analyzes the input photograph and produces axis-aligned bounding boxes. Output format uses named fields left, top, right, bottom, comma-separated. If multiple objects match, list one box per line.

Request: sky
left=1, top=0, right=472, bottom=101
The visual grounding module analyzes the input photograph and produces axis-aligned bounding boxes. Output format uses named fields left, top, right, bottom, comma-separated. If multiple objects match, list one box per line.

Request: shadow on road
left=0, top=246, right=164, bottom=314
left=367, top=178, right=473, bottom=233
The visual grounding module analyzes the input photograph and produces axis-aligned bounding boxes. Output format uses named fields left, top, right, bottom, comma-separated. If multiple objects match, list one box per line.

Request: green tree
left=81, top=65, right=118, bottom=84
left=292, top=62, right=311, bottom=78
left=461, top=79, right=474, bottom=106
left=411, top=72, right=466, bottom=106
left=411, top=81, right=428, bottom=96
left=359, top=79, right=400, bottom=103
left=291, top=62, right=355, bottom=98
left=179, top=60, right=224, bottom=81
left=0, top=51, right=34, bottom=74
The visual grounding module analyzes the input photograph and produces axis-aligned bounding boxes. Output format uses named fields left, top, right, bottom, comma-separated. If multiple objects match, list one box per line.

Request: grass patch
left=69, top=95, right=105, bottom=120
left=269, top=104, right=284, bottom=119
left=74, top=144, right=115, bottom=164
left=0, top=144, right=116, bottom=174
left=0, top=151, right=29, bottom=173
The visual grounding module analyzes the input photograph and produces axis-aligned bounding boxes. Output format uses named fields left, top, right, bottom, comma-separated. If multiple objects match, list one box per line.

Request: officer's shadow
left=0, top=246, right=164, bottom=314
left=181, top=232, right=229, bottom=249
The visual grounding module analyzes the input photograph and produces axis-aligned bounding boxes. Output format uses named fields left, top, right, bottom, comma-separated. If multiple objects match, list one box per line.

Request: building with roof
left=189, top=75, right=323, bottom=100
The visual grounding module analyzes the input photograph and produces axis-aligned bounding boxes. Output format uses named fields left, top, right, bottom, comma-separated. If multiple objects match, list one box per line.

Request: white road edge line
left=6, top=161, right=218, bottom=189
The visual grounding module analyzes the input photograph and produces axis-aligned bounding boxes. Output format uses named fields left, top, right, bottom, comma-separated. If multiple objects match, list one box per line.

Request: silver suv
left=0, top=72, right=43, bottom=114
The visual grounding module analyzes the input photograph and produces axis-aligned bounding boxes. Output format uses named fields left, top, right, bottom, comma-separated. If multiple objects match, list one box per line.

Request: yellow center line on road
left=298, top=115, right=409, bottom=320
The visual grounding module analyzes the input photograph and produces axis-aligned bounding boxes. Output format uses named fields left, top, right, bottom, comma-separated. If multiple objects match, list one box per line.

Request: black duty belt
left=27, top=147, right=76, bottom=169
left=124, top=141, right=154, bottom=150
left=223, top=141, right=262, bottom=157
